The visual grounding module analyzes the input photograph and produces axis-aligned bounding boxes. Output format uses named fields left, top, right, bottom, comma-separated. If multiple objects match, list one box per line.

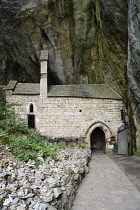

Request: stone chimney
left=40, top=50, right=48, bottom=97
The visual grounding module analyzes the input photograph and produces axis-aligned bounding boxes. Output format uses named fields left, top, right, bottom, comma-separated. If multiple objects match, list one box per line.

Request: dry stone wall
left=0, top=147, right=91, bottom=210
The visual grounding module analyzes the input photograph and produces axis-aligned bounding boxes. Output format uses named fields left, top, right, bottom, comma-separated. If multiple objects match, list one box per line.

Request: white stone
left=61, top=175, right=70, bottom=185
left=72, top=166, right=79, bottom=174
left=3, top=198, right=11, bottom=206
left=17, top=190, right=25, bottom=197
left=17, top=203, right=26, bottom=210
left=52, top=187, right=62, bottom=198
left=8, top=195, right=13, bottom=202
left=73, top=174, right=79, bottom=180
left=108, top=145, right=114, bottom=148
left=34, top=203, right=48, bottom=210
left=12, top=197, right=19, bottom=204
left=42, top=193, right=53, bottom=202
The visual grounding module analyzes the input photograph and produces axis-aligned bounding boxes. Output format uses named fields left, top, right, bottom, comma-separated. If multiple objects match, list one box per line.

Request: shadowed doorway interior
left=28, top=115, right=35, bottom=128
left=91, top=127, right=105, bottom=152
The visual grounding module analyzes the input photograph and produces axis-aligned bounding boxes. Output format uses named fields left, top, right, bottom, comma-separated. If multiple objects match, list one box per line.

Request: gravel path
left=72, top=151, right=140, bottom=210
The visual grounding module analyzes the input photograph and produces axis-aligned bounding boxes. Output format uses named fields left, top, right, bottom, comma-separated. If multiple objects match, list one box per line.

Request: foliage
left=79, top=143, right=88, bottom=149
left=0, top=198, right=4, bottom=204
left=134, top=148, right=140, bottom=156
left=0, top=97, right=65, bottom=166
left=106, top=147, right=118, bottom=155
left=0, top=96, right=20, bottom=120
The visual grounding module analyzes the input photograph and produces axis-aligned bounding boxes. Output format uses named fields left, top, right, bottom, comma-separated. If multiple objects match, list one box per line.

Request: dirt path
left=72, top=151, right=140, bottom=210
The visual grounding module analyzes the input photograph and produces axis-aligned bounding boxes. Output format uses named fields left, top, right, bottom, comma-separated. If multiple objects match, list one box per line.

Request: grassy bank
left=0, top=97, right=65, bottom=166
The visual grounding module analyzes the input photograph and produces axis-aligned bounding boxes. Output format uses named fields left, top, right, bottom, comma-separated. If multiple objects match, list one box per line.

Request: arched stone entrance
left=91, top=128, right=105, bottom=151
left=85, top=121, right=112, bottom=153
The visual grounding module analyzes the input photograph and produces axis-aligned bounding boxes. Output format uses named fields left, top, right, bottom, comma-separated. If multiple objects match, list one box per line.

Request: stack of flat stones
left=0, top=145, right=91, bottom=210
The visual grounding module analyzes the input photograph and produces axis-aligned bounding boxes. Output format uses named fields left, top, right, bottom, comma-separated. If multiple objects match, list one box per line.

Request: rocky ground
left=109, top=155, right=140, bottom=192
left=0, top=144, right=91, bottom=210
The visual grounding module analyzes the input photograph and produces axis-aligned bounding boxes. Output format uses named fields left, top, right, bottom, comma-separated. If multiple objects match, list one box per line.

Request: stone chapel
left=5, top=50, right=128, bottom=154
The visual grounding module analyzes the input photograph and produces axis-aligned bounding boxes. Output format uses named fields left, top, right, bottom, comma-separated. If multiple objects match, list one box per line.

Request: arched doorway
left=85, top=121, right=112, bottom=153
left=91, top=127, right=105, bottom=152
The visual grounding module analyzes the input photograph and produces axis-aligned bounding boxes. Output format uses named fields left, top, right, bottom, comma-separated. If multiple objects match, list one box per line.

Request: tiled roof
left=12, top=82, right=122, bottom=99
left=48, top=84, right=122, bottom=99
left=5, top=80, right=17, bottom=90
left=13, top=83, right=40, bottom=95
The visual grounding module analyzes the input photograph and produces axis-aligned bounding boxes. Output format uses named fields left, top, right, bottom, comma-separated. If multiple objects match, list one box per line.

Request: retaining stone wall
left=0, top=147, right=91, bottom=210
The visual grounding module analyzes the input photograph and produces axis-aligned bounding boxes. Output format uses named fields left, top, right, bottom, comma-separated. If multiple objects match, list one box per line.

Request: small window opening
left=121, top=109, right=125, bottom=121
left=28, top=115, right=35, bottom=128
left=79, top=110, right=82, bottom=112
left=30, top=104, right=34, bottom=113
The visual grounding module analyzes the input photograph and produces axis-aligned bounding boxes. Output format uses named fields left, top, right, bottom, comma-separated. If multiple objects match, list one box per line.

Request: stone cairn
left=0, top=145, right=91, bottom=210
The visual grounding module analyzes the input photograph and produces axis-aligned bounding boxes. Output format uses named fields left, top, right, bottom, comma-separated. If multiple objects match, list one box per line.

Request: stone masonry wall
left=6, top=95, right=125, bottom=146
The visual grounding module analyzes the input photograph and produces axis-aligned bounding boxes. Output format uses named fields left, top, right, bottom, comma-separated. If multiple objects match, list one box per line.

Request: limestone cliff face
left=128, top=0, right=140, bottom=150
left=1, top=0, right=140, bottom=151
left=0, top=0, right=128, bottom=90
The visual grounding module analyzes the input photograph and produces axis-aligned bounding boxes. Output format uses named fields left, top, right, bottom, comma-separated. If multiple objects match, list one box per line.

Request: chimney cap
left=40, top=50, right=48, bottom=61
